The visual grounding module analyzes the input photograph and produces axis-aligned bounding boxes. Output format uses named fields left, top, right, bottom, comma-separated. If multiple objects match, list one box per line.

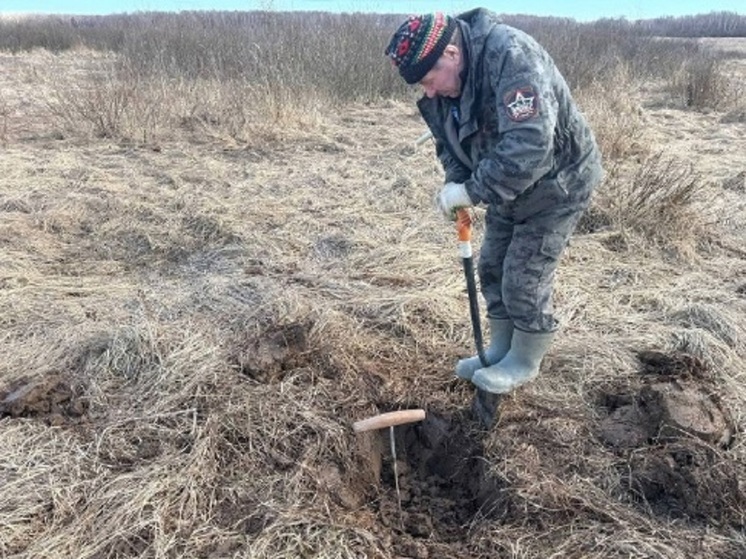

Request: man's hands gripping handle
left=436, top=182, right=473, bottom=221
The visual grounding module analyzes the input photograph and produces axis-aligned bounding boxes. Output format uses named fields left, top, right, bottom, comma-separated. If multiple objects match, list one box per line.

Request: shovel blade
left=471, top=389, right=501, bottom=429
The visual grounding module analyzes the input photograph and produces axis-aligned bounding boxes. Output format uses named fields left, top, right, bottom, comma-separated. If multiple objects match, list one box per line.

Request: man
left=386, top=10, right=603, bottom=423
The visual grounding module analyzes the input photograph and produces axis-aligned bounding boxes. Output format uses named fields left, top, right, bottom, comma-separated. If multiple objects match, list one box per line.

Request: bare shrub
left=637, top=11, right=746, bottom=37
left=0, top=15, right=80, bottom=53
left=18, top=11, right=739, bottom=143
left=576, top=63, right=646, bottom=161
left=670, top=51, right=733, bottom=110
left=48, top=62, right=138, bottom=139
left=599, top=153, right=716, bottom=256
left=41, top=11, right=406, bottom=142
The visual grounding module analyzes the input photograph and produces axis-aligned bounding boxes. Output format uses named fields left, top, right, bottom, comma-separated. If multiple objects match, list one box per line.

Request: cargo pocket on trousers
left=539, top=232, right=566, bottom=261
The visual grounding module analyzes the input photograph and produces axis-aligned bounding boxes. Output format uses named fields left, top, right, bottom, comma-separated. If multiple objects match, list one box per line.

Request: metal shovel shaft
left=456, top=210, right=488, bottom=368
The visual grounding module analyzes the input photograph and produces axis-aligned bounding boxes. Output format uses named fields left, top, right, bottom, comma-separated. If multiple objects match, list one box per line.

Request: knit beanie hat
left=385, top=12, right=457, bottom=85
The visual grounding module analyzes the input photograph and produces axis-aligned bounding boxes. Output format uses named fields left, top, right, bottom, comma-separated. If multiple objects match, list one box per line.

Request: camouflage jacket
left=418, top=8, right=603, bottom=221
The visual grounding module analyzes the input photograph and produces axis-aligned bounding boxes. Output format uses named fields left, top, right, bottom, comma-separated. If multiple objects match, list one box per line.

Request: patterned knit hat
left=385, top=13, right=457, bottom=85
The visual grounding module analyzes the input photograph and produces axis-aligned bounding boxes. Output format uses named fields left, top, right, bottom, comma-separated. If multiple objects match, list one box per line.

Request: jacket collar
left=454, top=9, right=499, bottom=141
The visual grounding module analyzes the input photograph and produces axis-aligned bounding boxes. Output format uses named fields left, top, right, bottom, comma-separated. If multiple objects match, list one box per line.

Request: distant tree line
left=0, top=10, right=744, bottom=55
left=633, top=11, right=746, bottom=38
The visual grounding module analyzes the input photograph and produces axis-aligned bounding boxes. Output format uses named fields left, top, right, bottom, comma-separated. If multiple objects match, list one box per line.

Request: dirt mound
left=598, top=350, right=740, bottom=523
left=625, top=441, right=743, bottom=522
left=598, top=381, right=734, bottom=448
left=234, top=321, right=313, bottom=383
left=0, top=374, right=88, bottom=425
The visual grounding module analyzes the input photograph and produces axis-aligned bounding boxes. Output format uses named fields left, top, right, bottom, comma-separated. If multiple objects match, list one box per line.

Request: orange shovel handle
left=456, top=209, right=472, bottom=242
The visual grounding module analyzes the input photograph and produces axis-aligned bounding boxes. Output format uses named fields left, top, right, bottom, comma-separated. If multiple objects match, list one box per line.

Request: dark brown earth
left=0, top=373, right=88, bottom=425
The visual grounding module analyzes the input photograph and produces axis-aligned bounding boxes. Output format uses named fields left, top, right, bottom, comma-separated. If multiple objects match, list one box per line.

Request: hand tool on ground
left=353, top=409, right=426, bottom=524
left=352, top=409, right=426, bottom=433
left=455, top=209, right=501, bottom=428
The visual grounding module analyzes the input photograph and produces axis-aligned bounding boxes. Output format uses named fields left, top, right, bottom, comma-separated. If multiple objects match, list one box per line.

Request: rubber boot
left=455, top=318, right=514, bottom=381
left=472, top=330, right=555, bottom=394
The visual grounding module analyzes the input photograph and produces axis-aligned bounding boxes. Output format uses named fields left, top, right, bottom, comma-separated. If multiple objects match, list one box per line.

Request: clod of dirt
left=600, top=232, right=628, bottom=252
left=316, top=462, right=366, bottom=509
left=641, top=382, right=734, bottom=446
left=235, top=321, right=311, bottom=382
left=599, top=351, right=734, bottom=449
left=599, top=381, right=734, bottom=449
left=636, top=350, right=708, bottom=378
left=0, top=374, right=87, bottom=424
left=598, top=404, right=651, bottom=448
left=598, top=350, right=742, bottom=524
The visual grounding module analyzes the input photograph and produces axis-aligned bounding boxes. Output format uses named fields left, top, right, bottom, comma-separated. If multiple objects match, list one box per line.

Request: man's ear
left=443, top=44, right=460, bottom=61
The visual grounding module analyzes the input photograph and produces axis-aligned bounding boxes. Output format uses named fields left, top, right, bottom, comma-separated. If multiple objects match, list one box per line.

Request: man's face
left=419, top=45, right=462, bottom=99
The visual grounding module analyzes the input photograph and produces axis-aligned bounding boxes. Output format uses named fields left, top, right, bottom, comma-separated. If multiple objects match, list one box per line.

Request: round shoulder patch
left=503, top=86, right=539, bottom=122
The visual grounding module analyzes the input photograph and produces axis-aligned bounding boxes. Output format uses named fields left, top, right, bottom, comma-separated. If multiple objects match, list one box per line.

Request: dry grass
left=575, top=63, right=647, bottom=161
left=3, top=12, right=742, bottom=144
left=0, top=15, right=745, bottom=559
left=597, top=153, right=717, bottom=258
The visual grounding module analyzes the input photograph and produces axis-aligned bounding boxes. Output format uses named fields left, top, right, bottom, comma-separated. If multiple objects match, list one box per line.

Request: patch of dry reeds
left=597, top=152, right=717, bottom=257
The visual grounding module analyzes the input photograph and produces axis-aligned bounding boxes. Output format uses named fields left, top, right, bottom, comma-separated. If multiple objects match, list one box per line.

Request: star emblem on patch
left=504, top=86, right=539, bottom=121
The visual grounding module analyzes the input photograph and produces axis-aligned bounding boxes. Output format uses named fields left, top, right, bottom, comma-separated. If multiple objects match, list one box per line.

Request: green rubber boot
left=472, top=330, right=555, bottom=394
left=455, top=318, right=513, bottom=381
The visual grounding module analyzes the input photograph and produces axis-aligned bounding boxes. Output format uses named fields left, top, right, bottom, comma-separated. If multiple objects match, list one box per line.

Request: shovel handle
left=456, top=209, right=472, bottom=242
left=456, top=208, right=488, bottom=367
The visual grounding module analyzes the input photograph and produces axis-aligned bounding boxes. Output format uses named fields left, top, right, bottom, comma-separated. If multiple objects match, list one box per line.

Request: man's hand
left=437, top=182, right=473, bottom=220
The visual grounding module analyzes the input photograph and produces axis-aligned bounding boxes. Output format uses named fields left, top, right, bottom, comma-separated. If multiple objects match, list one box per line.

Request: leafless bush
left=670, top=52, right=733, bottom=110
left=49, top=64, right=137, bottom=139
left=0, top=15, right=79, bottom=53
left=9, top=10, right=739, bottom=143
left=637, top=11, right=746, bottom=37
left=575, top=63, right=646, bottom=161
left=600, top=153, right=716, bottom=256
left=37, top=11, right=408, bottom=142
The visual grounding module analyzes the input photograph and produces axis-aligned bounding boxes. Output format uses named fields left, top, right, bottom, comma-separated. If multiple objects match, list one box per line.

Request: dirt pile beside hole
left=598, top=350, right=741, bottom=524
left=598, top=381, right=734, bottom=448
left=599, top=350, right=734, bottom=449
left=625, top=441, right=743, bottom=522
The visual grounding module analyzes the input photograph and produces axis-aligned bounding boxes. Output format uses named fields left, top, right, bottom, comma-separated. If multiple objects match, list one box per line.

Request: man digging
left=386, top=9, right=603, bottom=426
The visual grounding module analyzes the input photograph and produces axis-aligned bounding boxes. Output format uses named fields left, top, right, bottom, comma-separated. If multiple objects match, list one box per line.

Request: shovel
left=455, top=209, right=501, bottom=428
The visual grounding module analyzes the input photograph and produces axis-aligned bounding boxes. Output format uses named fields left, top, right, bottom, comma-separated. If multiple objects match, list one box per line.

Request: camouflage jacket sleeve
left=464, top=43, right=558, bottom=205
left=436, top=138, right=472, bottom=184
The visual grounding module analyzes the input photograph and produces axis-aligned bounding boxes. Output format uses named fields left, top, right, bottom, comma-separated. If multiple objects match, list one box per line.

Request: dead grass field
left=1, top=38, right=745, bottom=559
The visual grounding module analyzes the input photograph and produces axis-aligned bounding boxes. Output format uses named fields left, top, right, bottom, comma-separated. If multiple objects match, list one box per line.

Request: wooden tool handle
left=352, top=409, right=426, bottom=433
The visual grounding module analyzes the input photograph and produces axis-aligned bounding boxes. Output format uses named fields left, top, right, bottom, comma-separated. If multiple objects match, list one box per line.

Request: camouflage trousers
left=478, top=195, right=590, bottom=333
